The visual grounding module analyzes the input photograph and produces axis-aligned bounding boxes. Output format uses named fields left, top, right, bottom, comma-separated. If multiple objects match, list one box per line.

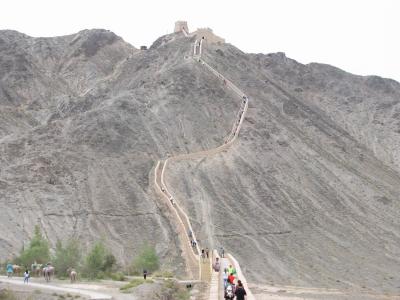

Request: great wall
left=154, top=21, right=255, bottom=300
left=1, top=18, right=399, bottom=300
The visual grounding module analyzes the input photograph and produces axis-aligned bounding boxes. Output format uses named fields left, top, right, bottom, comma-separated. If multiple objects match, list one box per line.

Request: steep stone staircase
left=154, top=26, right=254, bottom=299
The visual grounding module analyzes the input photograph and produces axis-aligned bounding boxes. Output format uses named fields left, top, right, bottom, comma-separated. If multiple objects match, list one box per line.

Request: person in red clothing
left=228, top=273, right=235, bottom=284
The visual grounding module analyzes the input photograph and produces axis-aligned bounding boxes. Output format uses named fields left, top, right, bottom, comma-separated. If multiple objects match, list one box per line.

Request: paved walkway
left=218, top=257, right=230, bottom=300
left=153, top=28, right=254, bottom=298
left=192, top=32, right=254, bottom=300
left=154, top=161, right=200, bottom=280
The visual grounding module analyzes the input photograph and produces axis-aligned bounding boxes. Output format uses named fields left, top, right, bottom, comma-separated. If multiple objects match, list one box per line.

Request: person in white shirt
left=222, top=268, right=228, bottom=288
left=24, top=269, right=30, bottom=283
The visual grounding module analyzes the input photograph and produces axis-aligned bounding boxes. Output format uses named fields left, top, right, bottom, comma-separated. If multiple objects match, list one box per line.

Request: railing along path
left=154, top=29, right=254, bottom=299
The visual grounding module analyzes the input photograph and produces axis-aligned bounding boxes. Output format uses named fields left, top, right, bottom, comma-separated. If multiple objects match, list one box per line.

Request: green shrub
left=153, top=270, right=174, bottom=278
left=53, top=239, right=82, bottom=278
left=97, top=271, right=106, bottom=279
left=120, top=278, right=153, bottom=291
left=131, top=243, right=159, bottom=274
left=0, top=262, right=5, bottom=276
left=161, top=280, right=190, bottom=300
left=16, top=225, right=50, bottom=266
left=109, top=272, right=126, bottom=281
left=83, top=242, right=106, bottom=279
left=103, top=254, right=116, bottom=271
left=0, top=289, right=17, bottom=300
left=82, top=242, right=116, bottom=279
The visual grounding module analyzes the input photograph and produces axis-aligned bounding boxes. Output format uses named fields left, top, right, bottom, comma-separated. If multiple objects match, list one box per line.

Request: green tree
left=103, top=253, right=116, bottom=272
left=84, top=242, right=106, bottom=279
left=18, top=225, right=50, bottom=267
left=83, top=241, right=116, bottom=279
left=53, top=239, right=81, bottom=277
left=131, top=244, right=159, bottom=274
left=0, top=288, right=18, bottom=300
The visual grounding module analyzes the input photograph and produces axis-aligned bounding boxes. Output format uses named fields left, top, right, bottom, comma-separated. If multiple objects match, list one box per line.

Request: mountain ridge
left=1, top=28, right=399, bottom=297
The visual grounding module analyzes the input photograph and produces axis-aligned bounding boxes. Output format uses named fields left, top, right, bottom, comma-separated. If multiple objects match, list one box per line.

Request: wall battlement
left=174, top=21, right=225, bottom=44
left=174, top=21, right=189, bottom=34
left=193, top=27, right=225, bottom=44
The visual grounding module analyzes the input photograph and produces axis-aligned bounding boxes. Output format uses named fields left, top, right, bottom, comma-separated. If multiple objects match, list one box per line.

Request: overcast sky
left=1, top=0, right=399, bottom=81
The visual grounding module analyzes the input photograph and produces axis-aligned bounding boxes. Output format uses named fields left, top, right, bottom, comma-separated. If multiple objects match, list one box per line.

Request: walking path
left=154, top=160, right=201, bottom=280
left=219, top=258, right=230, bottom=300
left=154, top=28, right=254, bottom=299
left=0, top=276, right=111, bottom=299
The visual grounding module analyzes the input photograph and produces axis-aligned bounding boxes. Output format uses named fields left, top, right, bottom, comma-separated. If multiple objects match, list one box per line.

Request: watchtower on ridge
left=194, top=27, right=225, bottom=44
left=173, top=21, right=225, bottom=44
left=174, top=21, right=189, bottom=34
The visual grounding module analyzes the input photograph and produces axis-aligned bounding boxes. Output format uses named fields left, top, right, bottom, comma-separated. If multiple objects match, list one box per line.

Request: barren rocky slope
left=166, top=43, right=400, bottom=294
left=0, top=30, right=237, bottom=271
left=1, top=29, right=400, bottom=296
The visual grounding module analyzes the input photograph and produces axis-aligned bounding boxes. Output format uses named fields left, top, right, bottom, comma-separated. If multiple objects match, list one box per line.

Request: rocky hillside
left=1, top=29, right=400, bottom=295
left=166, top=42, right=400, bottom=294
left=0, top=29, right=238, bottom=271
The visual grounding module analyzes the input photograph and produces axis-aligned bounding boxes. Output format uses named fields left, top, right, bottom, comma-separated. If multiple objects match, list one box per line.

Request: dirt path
left=0, top=276, right=112, bottom=299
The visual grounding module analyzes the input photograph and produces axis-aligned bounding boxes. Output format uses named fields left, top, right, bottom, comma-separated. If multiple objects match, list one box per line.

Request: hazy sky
left=1, top=0, right=399, bottom=81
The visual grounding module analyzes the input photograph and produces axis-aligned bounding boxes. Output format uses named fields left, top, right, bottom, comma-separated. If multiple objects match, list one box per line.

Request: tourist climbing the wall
left=223, top=268, right=228, bottom=288
left=220, top=247, right=225, bottom=258
left=232, top=265, right=237, bottom=275
left=228, top=272, right=236, bottom=285
left=196, top=41, right=201, bottom=55
left=213, top=257, right=220, bottom=272
left=224, top=284, right=235, bottom=300
left=206, top=247, right=209, bottom=259
left=235, top=280, right=247, bottom=300
left=228, top=264, right=234, bottom=275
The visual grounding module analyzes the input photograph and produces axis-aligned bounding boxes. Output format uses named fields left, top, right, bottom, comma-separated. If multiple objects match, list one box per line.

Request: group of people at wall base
left=6, top=262, right=30, bottom=283
left=212, top=257, right=247, bottom=300
left=5, top=262, right=74, bottom=283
